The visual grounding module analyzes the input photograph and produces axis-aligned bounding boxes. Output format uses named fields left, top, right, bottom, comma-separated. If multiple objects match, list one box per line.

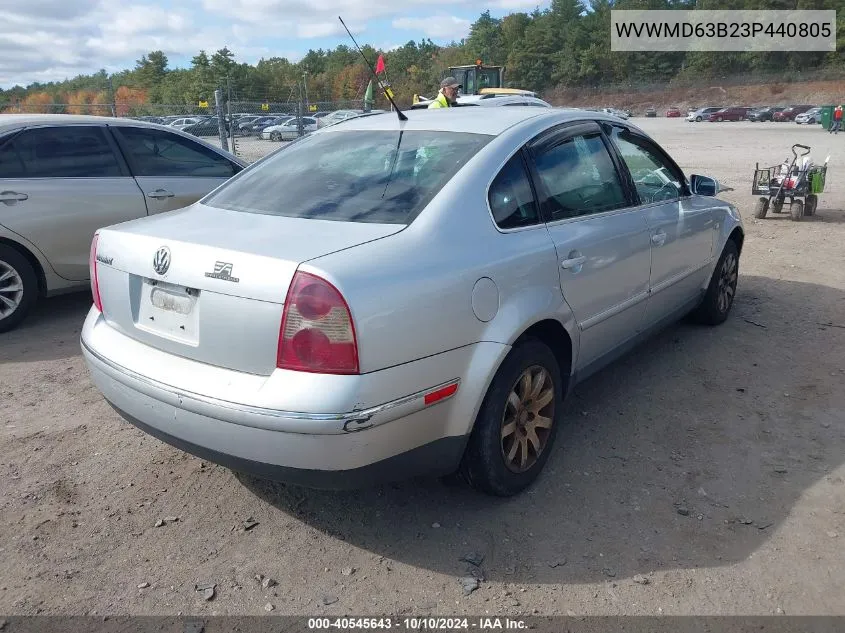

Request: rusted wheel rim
left=717, top=252, right=737, bottom=314
left=501, top=365, right=555, bottom=473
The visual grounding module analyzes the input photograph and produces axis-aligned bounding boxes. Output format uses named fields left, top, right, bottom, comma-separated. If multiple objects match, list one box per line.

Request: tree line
left=2, top=0, right=843, bottom=112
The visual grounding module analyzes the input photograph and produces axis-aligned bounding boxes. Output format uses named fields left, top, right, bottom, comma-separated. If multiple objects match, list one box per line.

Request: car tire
left=0, top=245, right=39, bottom=333
left=790, top=199, right=804, bottom=221
left=692, top=239, right=739, bottom=326
left=753, top=197, right=769, bottom=219
left=696, top=116, right=702, bottom=122
left=270, top=132, right=281, bottom=142
left=716, top=116, right=723, bottom=122
left=460, top=339, right=564, bottom=497
left=805, top=195, right=817, bottom=216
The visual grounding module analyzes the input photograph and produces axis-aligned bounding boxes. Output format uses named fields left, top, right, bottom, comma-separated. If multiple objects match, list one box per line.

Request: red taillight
left=89, top=233, right=103, bottom=312
left=277, top=271, right=359, bottom=375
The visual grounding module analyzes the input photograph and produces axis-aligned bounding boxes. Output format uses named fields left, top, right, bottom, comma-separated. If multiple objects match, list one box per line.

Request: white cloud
left=0, top=0, right=551, bottom=88
left=392, top=15, right=472, bottom=40
left=0, top=0, right=219, bottom=86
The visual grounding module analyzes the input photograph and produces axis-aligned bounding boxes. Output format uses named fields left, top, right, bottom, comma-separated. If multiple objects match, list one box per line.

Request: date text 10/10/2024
left=307, top=617, right=529, bottom=630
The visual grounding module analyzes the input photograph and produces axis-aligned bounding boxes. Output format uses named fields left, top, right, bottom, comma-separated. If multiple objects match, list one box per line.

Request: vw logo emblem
left=152, top=246, right=171, bottom=276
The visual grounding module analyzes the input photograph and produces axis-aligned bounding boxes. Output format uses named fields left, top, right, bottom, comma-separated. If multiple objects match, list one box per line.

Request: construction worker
left=428, top=77, right=460, bottom=108
left=830, top=104, right=843, bottom=134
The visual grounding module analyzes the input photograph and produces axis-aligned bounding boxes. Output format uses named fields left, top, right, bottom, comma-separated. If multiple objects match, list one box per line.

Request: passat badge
left=204, top=261, right=239, bottom=283
left=152, top=246, right=171, bottom=276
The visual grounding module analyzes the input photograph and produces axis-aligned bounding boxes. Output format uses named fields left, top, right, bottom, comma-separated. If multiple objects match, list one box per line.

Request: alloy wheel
left=501, top=365, right=555, bottom=473
left=0, top=261, right=24, bottom=319
left=717, top=252, right=738, bottom=314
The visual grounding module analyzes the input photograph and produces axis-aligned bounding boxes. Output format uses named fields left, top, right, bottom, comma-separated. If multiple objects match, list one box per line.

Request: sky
left=0, top=0, right=553, bottom=89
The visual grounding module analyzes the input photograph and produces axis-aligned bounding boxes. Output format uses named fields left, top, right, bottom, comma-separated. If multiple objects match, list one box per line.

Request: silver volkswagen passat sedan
left=81, top=107, right=744, bottom=496
left=0, top=114, right=246, bottom=332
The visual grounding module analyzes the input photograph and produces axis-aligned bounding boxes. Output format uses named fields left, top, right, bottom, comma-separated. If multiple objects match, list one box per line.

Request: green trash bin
left=820, top=105, right=834, bottom=130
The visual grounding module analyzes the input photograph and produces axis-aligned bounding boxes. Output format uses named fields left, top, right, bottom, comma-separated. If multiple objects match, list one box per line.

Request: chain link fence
left=1, top=97, right=368, bottom=164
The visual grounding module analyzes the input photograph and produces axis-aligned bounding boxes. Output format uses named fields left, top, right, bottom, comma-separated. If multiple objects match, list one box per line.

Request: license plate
left=136, top=279, right=200, bottom=345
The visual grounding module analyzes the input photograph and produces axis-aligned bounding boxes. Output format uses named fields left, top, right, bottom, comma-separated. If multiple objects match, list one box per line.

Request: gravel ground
left=1, top=118, right=844, bottom=617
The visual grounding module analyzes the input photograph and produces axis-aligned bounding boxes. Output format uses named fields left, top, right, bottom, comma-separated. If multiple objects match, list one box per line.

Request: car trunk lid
left=93, top=203, right=403, bottom=375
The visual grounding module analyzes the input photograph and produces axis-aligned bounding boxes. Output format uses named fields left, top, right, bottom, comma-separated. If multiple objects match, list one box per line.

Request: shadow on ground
left=0, top=292, right=90, bottom=364
left=239, top=274, right=845, bottom=584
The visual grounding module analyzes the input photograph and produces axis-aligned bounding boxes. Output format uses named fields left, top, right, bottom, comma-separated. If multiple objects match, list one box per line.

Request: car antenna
left=338, top=16, right=407, bottom=122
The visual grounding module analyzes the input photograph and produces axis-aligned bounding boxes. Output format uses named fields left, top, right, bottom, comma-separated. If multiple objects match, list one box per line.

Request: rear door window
left=112, top=126, right=239, bottom=178
left=532, top=131, right=628, bottom=220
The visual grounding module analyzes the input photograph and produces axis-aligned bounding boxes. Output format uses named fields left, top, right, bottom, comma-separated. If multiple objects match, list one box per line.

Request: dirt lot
left=1, top=119, right=844, bottom=617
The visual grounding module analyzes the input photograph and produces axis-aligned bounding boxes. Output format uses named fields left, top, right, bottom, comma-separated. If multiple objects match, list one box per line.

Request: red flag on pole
left=375, top=54, right=385, bottom=74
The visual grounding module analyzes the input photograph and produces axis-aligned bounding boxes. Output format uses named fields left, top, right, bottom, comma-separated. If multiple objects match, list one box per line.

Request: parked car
left=261, top=117, right=318, bottom=141
left=665, top=107, right=682, bottom=117
left=795, top=107, right=822, bottom=124
left=251, top=116, right=295, bottom=137
left=707, top=107, right=751, bottom=122
left=645, top=107, right=657, bottom=118
left=181, top=116, right=227, bottom=137
left=597, top=107, right=629, bottom=119
left=167, top=117, right=206, bottom=131
left=80, top=107, right=744, bottom=496
left=316, top=110, right=363, bottom=128
left=0, top=114, right=247, bottom=332
left=686, top=107, right=721, bottom=122
left=458, top=95, right=551, bottom=108
left=773, top=105, right=814, bottom=122
left=746, top=106, right=785, bottom=122
left=238, top=116, right=282, bottom=136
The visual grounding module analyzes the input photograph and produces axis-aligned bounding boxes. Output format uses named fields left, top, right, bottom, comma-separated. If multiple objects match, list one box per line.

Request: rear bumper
left=103, top=399, right=467, bottom=489
left=81, top=309, right=510, bottom=488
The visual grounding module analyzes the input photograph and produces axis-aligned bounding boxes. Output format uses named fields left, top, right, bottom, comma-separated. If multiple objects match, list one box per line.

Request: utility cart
left=752, top=144, right=828, bottom=221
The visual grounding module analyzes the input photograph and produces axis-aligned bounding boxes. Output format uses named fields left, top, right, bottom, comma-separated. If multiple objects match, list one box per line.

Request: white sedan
left=261, top=117, right=318, bottom=141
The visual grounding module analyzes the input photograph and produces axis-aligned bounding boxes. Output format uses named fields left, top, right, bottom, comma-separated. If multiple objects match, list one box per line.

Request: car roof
left=0, top=113, right=247, bottom=165
left=0, top=113, right=146, bottom=131
left=317, top=106, right=588, bottom=136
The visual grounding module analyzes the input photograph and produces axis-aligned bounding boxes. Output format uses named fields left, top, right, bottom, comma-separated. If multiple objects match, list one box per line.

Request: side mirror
left=690, top=174, right=719, bottom=196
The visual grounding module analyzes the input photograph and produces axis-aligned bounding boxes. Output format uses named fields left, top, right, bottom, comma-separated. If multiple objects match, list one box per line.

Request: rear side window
left=114, top=126, right=238, bottom=178
left=203, top=130, right=491, bottom=224
left=0, top=135, right=26, bottom=178
left=0, top=126, right=122, bottom=178
left=532, top=133, right=627, bottom=220
left=488, top=154, right=539, bottom=229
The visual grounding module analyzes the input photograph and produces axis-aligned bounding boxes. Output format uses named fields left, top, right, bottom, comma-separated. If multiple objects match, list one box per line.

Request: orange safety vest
left=835, top=106, right=843, bottom=120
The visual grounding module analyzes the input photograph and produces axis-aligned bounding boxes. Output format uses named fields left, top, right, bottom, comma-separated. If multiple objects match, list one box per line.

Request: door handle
left=651, top=231, right=666, bottom=246
left=0, top=191, right=28, bottom=204
left=147, top=189, right=175, bottom=200
left=561, top=255, right=586, bottom=270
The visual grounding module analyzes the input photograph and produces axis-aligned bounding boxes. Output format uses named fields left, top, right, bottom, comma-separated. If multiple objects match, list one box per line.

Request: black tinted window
left=488, top=154, right=539, bottom=229
left=533, top=133, right=627, bottom=220
left=115, top=127, right=238, bottom=177
left=203, top=130, right=491, bottom=224
left=0, top=135, right=26, bottom=178
left=0, top=126, right=121, bottom=178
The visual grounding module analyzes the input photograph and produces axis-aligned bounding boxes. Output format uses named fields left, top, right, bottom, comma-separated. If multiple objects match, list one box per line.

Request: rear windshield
left=202, top=129, right=492, bottom=224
